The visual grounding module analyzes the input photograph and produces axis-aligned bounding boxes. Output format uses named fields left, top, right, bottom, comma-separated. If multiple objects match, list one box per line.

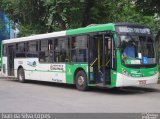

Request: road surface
left=0, top=78, right=160, bottom=113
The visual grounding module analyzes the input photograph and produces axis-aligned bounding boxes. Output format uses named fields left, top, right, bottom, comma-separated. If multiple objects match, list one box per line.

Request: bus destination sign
left=117, top=26, right=151, bottom=34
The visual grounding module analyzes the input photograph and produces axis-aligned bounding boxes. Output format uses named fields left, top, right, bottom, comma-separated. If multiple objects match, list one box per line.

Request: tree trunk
left=82, top=0, right=95, bottom=27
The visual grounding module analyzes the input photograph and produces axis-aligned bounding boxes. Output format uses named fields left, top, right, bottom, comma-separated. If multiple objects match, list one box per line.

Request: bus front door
left=7, top=45, right=15, bottom=76
left=89, top=33, right=111, bottom=86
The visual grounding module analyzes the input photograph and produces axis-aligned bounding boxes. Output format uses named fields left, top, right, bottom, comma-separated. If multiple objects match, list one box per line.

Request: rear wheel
left=75, top=71, right=88, bottom=91
left=18, top=68, right=26, bottom=83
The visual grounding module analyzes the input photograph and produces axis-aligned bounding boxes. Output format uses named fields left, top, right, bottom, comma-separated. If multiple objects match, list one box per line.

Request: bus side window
left=71, top=37, right=76, bottom=62
left=3, top=45, right=7, bottom=56
left=39, top=51, right=46, bottom=62
left=71, top=35, right=88, bottom=62
left=53, top=37, right=69, bottom=63
left=27, top=41, right=38, bottom=57
left=47, top=40, right=54, bottom=63
left=16, top=43, right=25, bottom=57
left=39, top=40, right=48, bottom=62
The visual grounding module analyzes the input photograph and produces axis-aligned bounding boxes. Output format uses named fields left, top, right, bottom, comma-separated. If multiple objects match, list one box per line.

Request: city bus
left=1, top=23, right=159, bottom=91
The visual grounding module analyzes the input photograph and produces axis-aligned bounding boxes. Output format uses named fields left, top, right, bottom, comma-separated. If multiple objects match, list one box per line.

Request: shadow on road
left=6, top=78, right=160, bottom=95
left=10, top=79, right=76, bottom=89
left=89, top=86, right=160, bottom=95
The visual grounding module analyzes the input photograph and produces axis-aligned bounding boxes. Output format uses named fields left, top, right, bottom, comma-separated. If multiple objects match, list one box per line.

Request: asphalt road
left=0, top=78, right=160, bottom=113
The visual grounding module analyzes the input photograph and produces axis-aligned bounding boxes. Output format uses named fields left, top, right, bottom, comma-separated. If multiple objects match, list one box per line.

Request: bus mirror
left=116, top=40, right=121, bottom=48
left=116, top=33, right=121, bottom=48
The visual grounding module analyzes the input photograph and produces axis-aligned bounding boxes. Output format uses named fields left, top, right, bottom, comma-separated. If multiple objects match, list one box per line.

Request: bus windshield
left=120, top=35, right=156, bottom=65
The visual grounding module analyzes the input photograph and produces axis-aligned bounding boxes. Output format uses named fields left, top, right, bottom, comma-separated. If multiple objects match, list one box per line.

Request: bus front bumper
left=116, top=73, right=159, bottom=87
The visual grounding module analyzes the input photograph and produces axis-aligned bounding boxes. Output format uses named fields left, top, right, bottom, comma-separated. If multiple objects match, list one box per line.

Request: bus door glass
left=89, top=32, right=113, bottom=85
left=7, top=45, right=15, bottom=76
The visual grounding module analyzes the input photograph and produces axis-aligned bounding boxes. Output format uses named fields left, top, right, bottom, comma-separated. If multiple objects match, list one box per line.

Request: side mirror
left=115, top=33, right=121, bottom=48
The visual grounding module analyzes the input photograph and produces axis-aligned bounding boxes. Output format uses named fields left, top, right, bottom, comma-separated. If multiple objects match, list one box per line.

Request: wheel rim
left=77, top=76, right=85, bottom=86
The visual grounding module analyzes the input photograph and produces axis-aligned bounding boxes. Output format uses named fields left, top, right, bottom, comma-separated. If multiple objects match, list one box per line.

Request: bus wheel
left=18, top=68, right=26, bottom=83
left=75, top=71, right=88, bottom=91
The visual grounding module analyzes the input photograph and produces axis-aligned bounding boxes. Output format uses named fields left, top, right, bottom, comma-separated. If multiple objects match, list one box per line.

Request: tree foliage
left=0, top=0, right=159, bottom=37
left=135, top=0, right=160, bottom=16
left=134, top=0, right=160, bottom=33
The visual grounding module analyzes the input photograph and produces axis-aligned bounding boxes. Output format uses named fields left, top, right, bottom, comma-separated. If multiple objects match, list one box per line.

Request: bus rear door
left=7, top=45, right=15, bottom=76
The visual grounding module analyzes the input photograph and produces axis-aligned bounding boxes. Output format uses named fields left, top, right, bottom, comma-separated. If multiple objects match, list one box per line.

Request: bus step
left=96, top=83, right=106, bottom=87
left=89, top=80, right=96, bottom=84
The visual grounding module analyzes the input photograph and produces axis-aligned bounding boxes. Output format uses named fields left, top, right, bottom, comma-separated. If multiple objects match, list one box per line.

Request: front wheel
left=18, top=68, right=26, bottom=83
left=75, top=71, right=88, bottom=91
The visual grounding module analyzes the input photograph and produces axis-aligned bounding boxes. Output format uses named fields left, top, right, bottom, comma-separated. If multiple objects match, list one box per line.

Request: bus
left=1, top=23, right=159, bottom=91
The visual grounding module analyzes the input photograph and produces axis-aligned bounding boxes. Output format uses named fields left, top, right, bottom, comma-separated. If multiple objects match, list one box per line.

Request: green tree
left=134, top=0, right=160, bottom=33
left=135, top=0, right=160, bottom=16
left=0, top=0, right=159, bottom=37
left=0, top=0, right=48, bottom=36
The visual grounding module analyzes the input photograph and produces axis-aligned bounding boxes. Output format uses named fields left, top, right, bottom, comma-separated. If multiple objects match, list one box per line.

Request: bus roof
left=3, top=22, right=148, bottom=44
left=2, top=31, right=66, bottom=44
left=66, top=23, right=115, bottom=35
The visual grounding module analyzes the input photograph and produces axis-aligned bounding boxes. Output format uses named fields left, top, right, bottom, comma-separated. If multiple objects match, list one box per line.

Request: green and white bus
left=1, top=23, right=159, bottom=90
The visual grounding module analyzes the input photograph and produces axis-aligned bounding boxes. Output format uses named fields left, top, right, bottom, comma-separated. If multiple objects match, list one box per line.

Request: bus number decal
left=138, top=80, right=146, bottom=85
left=52, top=78, right=63, bottom=83
left=50, top=64, right=65, bottom=71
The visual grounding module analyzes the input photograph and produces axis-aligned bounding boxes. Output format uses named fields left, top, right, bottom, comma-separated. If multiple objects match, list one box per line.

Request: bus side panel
left=65, top=64, right=88, bottom=84
left=111, top=49, right=121, bottom=87
left=2, top=56, right=8, bottom=76
left=14, top=58, right=66, bottom=83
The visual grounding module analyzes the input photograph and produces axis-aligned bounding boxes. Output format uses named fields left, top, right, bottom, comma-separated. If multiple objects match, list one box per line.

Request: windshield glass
left=120, top=35, right=156, bottom=65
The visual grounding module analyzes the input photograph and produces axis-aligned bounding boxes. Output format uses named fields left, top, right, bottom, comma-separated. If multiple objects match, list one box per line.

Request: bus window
left=39, top=40, right=48, bottom=62
left=47, top=40, right=54, bottom=63
left=17, top=43, right=25, bottom=52
left=3, top=45, right=7, bottom=56
left=26, top=41, right=38, bottom=57
left=15, top=43, right=25, bottom=57
left=71, top=35, right=88, bottom=62
left=54, top=37, right=68, bottom=62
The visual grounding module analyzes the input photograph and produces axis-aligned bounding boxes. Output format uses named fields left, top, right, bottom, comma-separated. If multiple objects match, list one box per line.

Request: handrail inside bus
left=90, top=58, right=110, bottom=67
left=90, top=58, right=97, bottom=67
left=105, top=60, right=110, bottom=67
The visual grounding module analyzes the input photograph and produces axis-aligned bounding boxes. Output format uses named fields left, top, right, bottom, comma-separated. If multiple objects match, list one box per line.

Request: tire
left=75, top=71, right=88, bottom=91
left=17, top=68, right=26, bottom=83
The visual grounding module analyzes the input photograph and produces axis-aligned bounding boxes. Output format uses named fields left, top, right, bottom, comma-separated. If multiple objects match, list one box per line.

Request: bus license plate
left=138, top=80, right=146, bottom=85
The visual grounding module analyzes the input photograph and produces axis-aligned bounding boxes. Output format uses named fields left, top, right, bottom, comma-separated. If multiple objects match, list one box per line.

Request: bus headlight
left=122, top=68, right=130, bottom=76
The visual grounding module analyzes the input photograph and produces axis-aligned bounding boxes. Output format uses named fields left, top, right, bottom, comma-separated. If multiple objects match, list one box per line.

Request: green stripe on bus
left=66, top=23, right=115, bottom=35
